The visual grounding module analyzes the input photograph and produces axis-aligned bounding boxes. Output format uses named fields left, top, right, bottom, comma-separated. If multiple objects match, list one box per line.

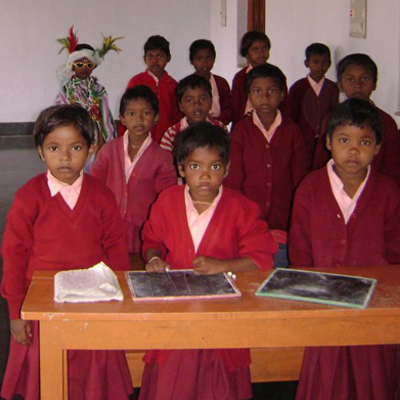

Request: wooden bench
left=126, top=347, right=304, bottom=387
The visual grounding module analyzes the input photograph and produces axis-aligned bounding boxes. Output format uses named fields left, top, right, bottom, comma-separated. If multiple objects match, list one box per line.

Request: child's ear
left=325, top=134, right=333, bottom=151
left=338, top=80, right=344, bottom=93
left=304, top=59, right=309, bottom=69
left=224, top=162, right=230, bottom=178
left=177, top=163, right=185, bottom=178
left=37, top=146, right=45, bottom=162
left=88, top=143, right=96, bottom=157
left=167, top=54, right=172, bottom=64
left=178, top=101, right=184, bottom=113
left=374, top=143, right=381, bottom=156
left=119, top=114, right=126, bottom=126
left=154, top=114, right=159, bottom=125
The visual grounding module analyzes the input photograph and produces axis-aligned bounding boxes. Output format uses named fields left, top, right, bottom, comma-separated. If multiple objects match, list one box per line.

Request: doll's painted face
left=72, top=57, right=97, bottom=80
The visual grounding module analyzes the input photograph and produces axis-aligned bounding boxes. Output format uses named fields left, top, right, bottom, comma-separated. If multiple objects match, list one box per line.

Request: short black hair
left=240, top=31, right=271, bottom=58
left=305, top=43, right=331, bottom=61
left=75, top=43, right=95, bottom=52
left=337, top=53, right=378, bottom=85
left=144, top=35, right=170, bottom=57
left=34, top=105, right=95, bottom=148
left=119, top=85, right=159, bottom=116
left=174, top=122, right=230, bottom=167
left=189, top=39, right=216, bottom=61
left=176, top=75, right=212, bottom=103
left=327, top=98, right=382, bottom=144
left=246, top=63, right=285, bottom=93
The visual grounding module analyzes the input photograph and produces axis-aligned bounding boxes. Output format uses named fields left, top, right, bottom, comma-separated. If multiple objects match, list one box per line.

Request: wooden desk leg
left=40, top=321, right=66, bottom=400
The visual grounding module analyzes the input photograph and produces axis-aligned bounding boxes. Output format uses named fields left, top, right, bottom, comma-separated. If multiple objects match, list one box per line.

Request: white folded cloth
left=54, top=262, right=124, bottom=303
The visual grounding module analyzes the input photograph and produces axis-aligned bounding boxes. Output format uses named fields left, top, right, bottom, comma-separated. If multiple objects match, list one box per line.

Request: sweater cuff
left=7, top=297, right=24, bottom=320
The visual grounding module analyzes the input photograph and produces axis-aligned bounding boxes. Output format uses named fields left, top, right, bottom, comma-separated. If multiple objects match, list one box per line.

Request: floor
left=0, top=144, right=298, bottom=399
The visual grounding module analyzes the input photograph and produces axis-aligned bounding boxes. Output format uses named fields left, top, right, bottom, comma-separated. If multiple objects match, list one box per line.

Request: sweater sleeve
left=216, top=76, right=233, bottom=126
left=153, top=151, right=178, bottom=193
left=89, top=143, right=111, bottom=184
left=291, top=122, right=310, bottom=187
left=384, top=184, right=400, bottom=263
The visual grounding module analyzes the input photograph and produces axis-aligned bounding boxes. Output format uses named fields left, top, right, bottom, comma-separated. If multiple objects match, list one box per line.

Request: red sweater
left=1, top=173, right=130, bottom=319
left=313, top=106, right=400, bottom=186
left=118, top=70, right=181, bottom=142
left=289, top=77, right=339, bottom=158
left=213, top=74, right=233, bottom=125
left=231, top=65, right=291, bottom=126
left=225, top=113, right=309, bottom=231
left=289, top=167, right=400, bottom=267
left=90, top=137, right=177, bottom=253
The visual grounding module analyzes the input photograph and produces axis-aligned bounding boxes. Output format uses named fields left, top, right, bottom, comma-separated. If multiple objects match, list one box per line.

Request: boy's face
left=246, top=40, right=270, bottom=67
left=120, top=98, right=158, bottom=140
left=144, top=49, right=171, bottom=78
left=179, top=86, right=212, bottom=125
left=326, top=124, right=380, bottom=181
left=38, top=125, right=92, bottom=185
left=191, top=48, right=215, bottom=79
left=249, top=77, right=284, bottom=118
left=72, top=57, right=97, bottom=80
left=305, top=54, right=331, bottom=82
left=178, top=146, right=228, bottom=204
left=339, top=64, right=376, bottom=101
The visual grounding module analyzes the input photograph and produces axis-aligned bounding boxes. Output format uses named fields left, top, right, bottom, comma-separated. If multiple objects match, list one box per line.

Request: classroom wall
left=0, top=0, right=211, bottom=123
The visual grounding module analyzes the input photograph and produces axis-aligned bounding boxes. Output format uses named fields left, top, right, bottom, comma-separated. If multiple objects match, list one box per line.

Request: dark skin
left=11, top=319, right=32, bottom=346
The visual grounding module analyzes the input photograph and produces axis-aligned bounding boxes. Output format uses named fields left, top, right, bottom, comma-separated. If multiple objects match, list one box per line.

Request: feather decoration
left=57, top=26, right=79, bottom=54
left=98, top=34, right=123, bottom=59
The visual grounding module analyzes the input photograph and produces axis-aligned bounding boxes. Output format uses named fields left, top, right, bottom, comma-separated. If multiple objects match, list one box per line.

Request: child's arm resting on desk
left=145, top=248, right=170, bottom=273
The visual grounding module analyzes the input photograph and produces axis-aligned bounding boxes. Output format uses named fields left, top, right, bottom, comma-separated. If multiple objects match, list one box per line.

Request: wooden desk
left=22, top=266, right=400, bottom=400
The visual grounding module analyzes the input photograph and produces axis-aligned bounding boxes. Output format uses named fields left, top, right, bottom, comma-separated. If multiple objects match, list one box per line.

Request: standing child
left=189, top=39, right=233, bottom=125
left=289, top=98, right=400, bottom=400
left=313, top=53, right=400, bottom=186
left=56, top=26, right=121, bottom=154
left=0, top=105, right=133, bottom=400
left=289, top=42, right=339, bottom=160
left=90, top=85, right=177, bottom=263
left=119, top=35, right=181, bottom=142
left=160, top=74, right=227, bottom=153
left=231, top=31, right=290, bottom=126
left=139, top=123, right=277, bottom=400
left=225, top=64, right=309, bottom=267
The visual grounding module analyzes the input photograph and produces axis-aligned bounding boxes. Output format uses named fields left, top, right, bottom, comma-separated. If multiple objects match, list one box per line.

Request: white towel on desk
left=54, top=262, right=124, bottom=303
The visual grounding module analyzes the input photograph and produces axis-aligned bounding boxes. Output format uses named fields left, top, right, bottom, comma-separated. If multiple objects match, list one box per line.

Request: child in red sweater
left=90, top=85, right=176, bottom=264
left=139, top=123, right=277, bottom=400
left=313, top=53, right=400, bottom=186
left=226, top=64, right=309, bottom=267
left=118, top=35, right=181, bottom=142
left=1, top=105, right=133, bottom=400
left=231, top=31, right=290, bottom=126
left=160, top=74, right=226, bottom=153
left=189, top=39, right=232, bottom=125
left=289, top=98, right=400, bottom=400
left=289, top=42, right=339, bottom=160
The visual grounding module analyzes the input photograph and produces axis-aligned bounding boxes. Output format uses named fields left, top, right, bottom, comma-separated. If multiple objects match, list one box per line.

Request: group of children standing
left=1, top=27, right=400, bottom=400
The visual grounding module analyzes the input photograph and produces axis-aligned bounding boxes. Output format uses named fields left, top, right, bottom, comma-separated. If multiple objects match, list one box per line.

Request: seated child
left=313, top=53, right=400, bottom=186
left=139, top=122, right=277, bottom=400
left=160, top=74, right=226, bottom=153
left=289, top=98, right=400, bottom=400
left=90, top=85, right=177, bottom=262
left=1, top=105, right=133, bottom=400
left=289, top=42, right=339, bottom=160
left=189, top=39, right=233, bottom=125
left=231, top=31, right=290, bottom=126
left=56, top=26, right=120, bottom=154
left=225, top=64, right=309, bottom=266
left=118, top=35, right=181, bottom=142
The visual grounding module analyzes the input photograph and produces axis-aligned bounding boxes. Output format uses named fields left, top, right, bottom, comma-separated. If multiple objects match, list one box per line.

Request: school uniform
left=90, top=134, right=177, bottom=253
left=225, top=111, right=309, bottom=231
left=1, top=173, right=132, bottom=400
left=139, top=185, right=277, bottom=400
left=211, top=74, right=233, bottom=125
left=289, top=165, right=400, bottom=400
left=313, top=106, right=400, bottom=186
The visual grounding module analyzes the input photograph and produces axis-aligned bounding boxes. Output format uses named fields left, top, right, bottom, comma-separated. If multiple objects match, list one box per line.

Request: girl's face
left=178, top=146, right=228, bottom=204
left=191, top=48, right=215, bottom=79
left=179, top=86, right=212, bottom=125
left=246, top=40, right=270, bottom=67
left=38, top=125, right=92, bottom=185
left=72, top=57, right=97, bottom=80
left=339, top=64, right=376, bottom=101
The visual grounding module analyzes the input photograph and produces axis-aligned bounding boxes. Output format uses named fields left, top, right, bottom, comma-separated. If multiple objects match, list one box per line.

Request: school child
left=90, top=85, right=177, bottom=260
left=231, top=31, right=290, bottom=126
left=0, top=105, right=133, bottom=400
left=139, top=122, right=277, bottom=400
left=289, top=98, right=400, bottom=400
left=225, top=64, right=309, bottom=267
left=313, top=53, right=400, bottom=186
left=289, top=42, right=339, bottom=159
left=55, top=26, right=120, bottom=154
left=189, top=39, right=233, bottom=125
left=160, top=74, right=227, bottom=153
left=118, top=35, right=181, bottom=143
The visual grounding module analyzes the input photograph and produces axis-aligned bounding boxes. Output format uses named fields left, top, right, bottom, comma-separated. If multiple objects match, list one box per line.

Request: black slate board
left=126, top=270, right=241, bottom=301
left=255, top=268, right=377, bottom=309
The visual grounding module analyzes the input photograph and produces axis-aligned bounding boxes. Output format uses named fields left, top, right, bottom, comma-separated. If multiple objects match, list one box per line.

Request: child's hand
left=192, top=256, right=226, bottom=275
left=10, top=319, right=33, bottom=346
left=145, top=257, right=170, bottom=273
